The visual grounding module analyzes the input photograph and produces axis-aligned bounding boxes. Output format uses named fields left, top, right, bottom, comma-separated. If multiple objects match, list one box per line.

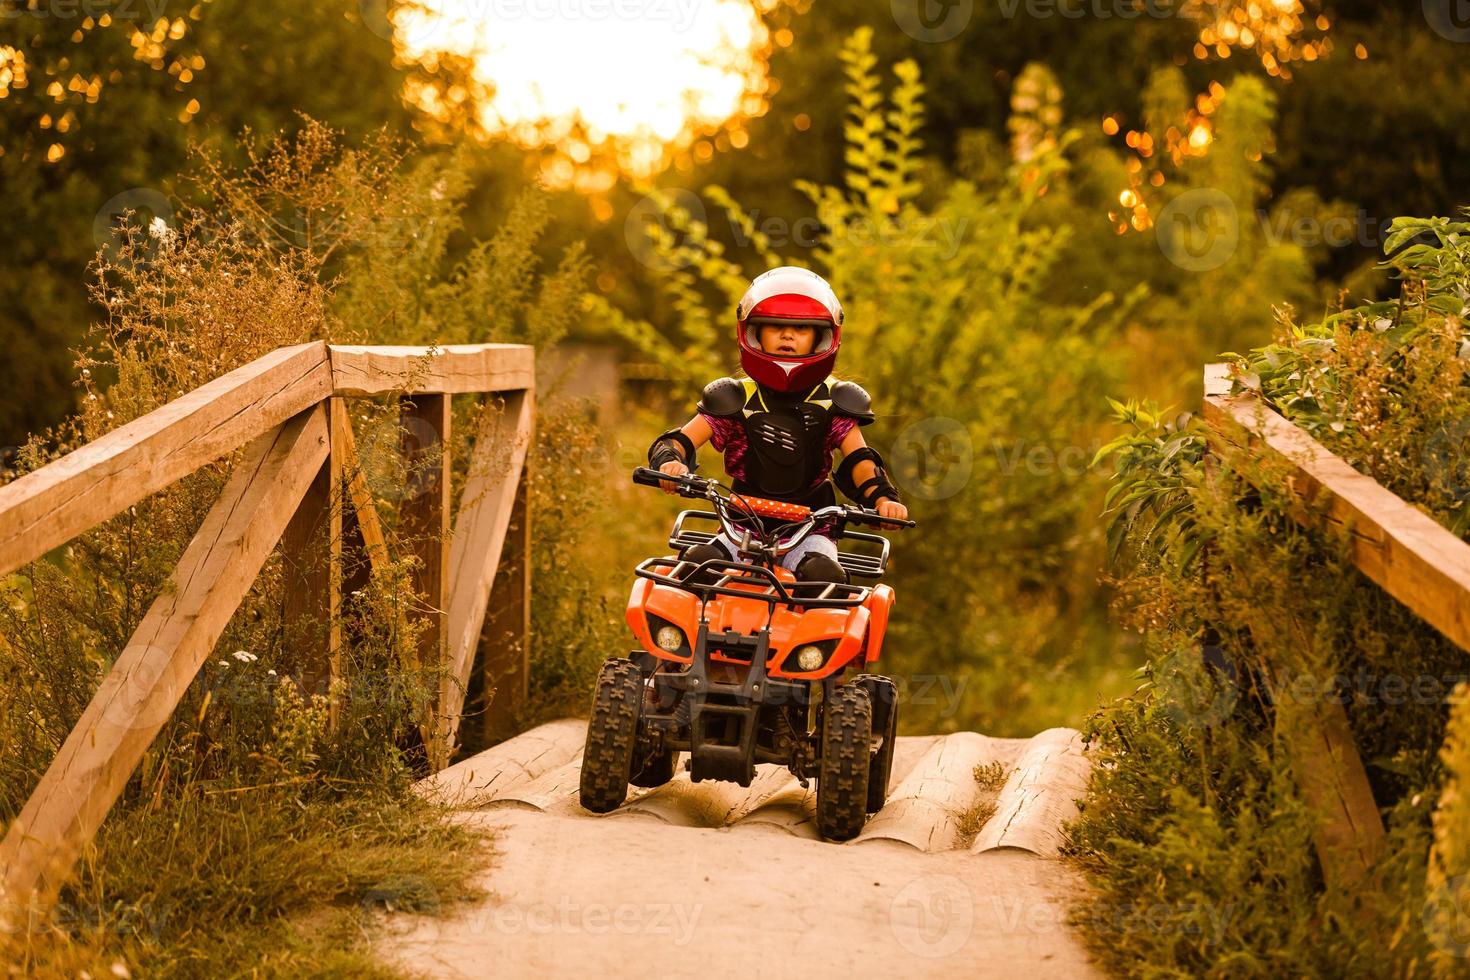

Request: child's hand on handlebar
left=875, top=498, right=909, bottom=529
left=658, top=460, right=689, bottom=494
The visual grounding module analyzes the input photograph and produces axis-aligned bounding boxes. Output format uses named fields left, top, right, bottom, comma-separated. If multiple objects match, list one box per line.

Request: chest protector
left=702, top=378, right=837, bottom=500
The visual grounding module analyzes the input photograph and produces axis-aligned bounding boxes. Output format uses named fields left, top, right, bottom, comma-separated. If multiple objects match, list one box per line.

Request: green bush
left=1073, top=212, right=1470, bottom=976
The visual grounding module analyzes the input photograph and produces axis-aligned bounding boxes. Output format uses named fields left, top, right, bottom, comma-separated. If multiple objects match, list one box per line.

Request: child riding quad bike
left=578, top=466, right=915, bottom=841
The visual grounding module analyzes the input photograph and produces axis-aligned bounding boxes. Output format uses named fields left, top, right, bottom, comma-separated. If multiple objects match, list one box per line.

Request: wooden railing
left=1202, top=363, right=1470, bottom=891
left=0, top=342, right=534, bottom=927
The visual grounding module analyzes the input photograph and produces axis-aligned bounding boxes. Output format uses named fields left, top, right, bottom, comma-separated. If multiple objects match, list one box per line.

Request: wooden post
left=282, top=455, right=336, bottom=703
left=441, top=391, right=535, bottom=757
left=399, top=394, right=452, bottom=769
left=483, top=464, right=532, bottom=743
left=1204, top=365, right=1386, bottom=892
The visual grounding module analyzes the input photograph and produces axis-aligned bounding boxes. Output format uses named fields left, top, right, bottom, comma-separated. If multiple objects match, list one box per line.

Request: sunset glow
left=396, top=0, right=776, bottom=186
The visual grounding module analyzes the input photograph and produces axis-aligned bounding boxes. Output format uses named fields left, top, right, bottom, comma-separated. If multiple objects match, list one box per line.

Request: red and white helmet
left=736, top=266, right=843, bottom=392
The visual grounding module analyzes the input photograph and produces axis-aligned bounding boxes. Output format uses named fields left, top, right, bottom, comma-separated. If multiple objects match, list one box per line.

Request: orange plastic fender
left=860, top=584, right=895, bottom=664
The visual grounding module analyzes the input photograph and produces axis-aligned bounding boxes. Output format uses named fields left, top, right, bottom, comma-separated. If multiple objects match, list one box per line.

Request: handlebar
left=630, top=467, right=916, bottom=531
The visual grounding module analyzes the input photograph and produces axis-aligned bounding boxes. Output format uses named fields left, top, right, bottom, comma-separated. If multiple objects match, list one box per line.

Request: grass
left=3, top=789, right=486, bottom=978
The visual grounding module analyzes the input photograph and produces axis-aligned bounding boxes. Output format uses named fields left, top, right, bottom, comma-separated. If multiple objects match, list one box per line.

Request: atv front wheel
left=853, top=674, right=898, bottom=813
left=816, top=684, right=873, bottom=841
left=579, top=658, right=644, bottom=813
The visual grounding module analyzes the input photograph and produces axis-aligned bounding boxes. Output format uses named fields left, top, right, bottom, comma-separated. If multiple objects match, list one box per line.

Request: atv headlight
left=656, top=625, right=686, bottom=652
left=795, top=645, right=826, bottom=672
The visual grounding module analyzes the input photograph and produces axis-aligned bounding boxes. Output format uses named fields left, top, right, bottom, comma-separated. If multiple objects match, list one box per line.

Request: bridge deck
left=374, top=719, right=1099, bottom=978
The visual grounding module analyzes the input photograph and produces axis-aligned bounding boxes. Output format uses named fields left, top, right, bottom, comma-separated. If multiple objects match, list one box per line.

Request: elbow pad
left=834, top=447, right=900, bottom=507
left=648, top=428, right=697, bottom=472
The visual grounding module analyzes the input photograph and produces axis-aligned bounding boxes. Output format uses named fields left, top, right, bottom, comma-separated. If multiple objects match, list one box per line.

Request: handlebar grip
left=849, top=508, right=916, bottom=529
left=633, top=466, right=706, bottom=499
left=632, top=466, right=670, bottom=489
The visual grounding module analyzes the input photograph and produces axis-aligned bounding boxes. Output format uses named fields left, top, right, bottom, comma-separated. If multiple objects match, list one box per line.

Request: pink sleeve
left=827, top=415, right=858, bottom=451
left=700, top=412, right=734, bottom=452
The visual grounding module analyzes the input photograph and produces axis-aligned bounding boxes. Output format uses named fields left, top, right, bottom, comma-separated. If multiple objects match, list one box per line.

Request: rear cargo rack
left=635, top=556, right=870, bottom=608
left=668, top=510, right=891, bottom=580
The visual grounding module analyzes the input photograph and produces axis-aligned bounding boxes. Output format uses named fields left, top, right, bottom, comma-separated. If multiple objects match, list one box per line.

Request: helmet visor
left=742, top=316, right=835, bottom=358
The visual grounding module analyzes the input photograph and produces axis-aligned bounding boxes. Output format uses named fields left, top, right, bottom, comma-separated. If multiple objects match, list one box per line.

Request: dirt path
left=374, top=719, right=1100, bottom=978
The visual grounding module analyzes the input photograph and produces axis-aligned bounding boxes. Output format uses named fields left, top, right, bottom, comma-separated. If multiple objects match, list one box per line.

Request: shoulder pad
left=829, top=380, right=875, bottom=425
left=698, top=377, right=747, bottom=418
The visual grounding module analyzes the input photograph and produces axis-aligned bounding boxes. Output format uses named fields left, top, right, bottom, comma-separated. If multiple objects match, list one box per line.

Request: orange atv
left=578, top=466, right=915, bottom=841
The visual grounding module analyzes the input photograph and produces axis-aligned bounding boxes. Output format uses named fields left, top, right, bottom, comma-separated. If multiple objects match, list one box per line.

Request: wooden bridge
left=0, top=342, right=535, bottom=928
left=2, top=347, right=1463, bottom=974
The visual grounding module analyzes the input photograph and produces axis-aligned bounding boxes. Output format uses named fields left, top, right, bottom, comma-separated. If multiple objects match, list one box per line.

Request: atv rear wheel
left=853, top=674, right=898, bottom=813
left=816, top=684, right=873, bottom=841
left=579, top=658, right=644, bottom=813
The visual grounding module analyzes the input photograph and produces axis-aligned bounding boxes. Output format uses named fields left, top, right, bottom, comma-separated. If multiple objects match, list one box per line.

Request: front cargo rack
left=635, top=556, right=870, bottom=608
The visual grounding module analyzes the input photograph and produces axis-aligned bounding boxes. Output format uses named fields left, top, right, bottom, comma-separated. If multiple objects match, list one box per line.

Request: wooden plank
left=399, top=394, right=452, bottom=769
left=281, top=456, right=335, bottom=701
left=1202, top=374, right=1470, bottom=654
left=1273, top=681, right=1385, bottom=890
left=482, top=467, right=532, bottom=744
left=0, top=342, right=331, bottom=579
left=330, top=401, right=389, bottom=574
left=328, top=344, right=534, bottom=397
left=0, top=405, right=330, bottom=923
left=437, top=392, right=534, bottom=756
